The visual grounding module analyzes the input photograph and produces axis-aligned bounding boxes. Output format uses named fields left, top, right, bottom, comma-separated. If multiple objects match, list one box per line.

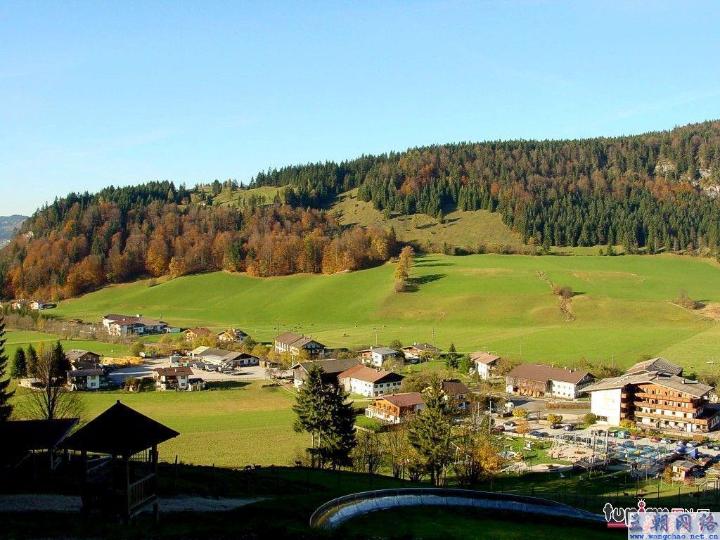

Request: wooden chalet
left=63, top=401, right=179, bottom=522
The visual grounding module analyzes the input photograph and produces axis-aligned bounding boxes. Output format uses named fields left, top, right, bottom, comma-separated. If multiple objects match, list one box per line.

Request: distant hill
left=0, top=215, right=27, bottom=246
left=5, top=120, right=720, bottom=300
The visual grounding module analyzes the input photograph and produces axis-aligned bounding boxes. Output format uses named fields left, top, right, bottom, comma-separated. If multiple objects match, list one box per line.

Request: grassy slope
left=208, top=185, right=286, bottom=207
left=332, top=188, right=524, bottom=250
left=10, top=381, right=306, bottom=467
left=49, top=254, right=720, bottom=371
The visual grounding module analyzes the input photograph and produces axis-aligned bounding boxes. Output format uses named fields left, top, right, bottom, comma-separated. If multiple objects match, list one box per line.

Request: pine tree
left=11, top=348, right=27, bottom=379
left=26, top=344, right=38, bottom=376
left=293, top=365, right=331, bottom=467
left=320, top=385, right=357, bottom=469
left=0, top=316, right=14, bottom=421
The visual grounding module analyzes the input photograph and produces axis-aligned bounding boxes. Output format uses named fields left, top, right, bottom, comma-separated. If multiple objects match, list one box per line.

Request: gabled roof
left=442, top=379, right=470, bottom=396
left=67, top=368, right=104, bottom=377
left=275, top=332, right=325, bottom=349
left=507, top=364, right=591, bottom=385
left=155, top=367, right=193, bottom=377
left=584, top=372, right=712, bottom=398
left=626, top=357, right=683, bottom=376
left=104, top=314, right=166, bottom=327
left=294, top=358, right=359, bottom=375
left=0, top=419, right=78, bottom=454
left=470, top=351, right=500, bottom=365
left=338, top=364, right=403, bottom=384
left=370, top=347, right=399, bottom=356
left=66, top=349, right=100, bottom=363
left=63, top=401, right=179, bottom=455
left=403, top=343, right=440, bottom=353
left=378, top=392, right=425, bottom=408
left=185, top=327, right=213, bottom=336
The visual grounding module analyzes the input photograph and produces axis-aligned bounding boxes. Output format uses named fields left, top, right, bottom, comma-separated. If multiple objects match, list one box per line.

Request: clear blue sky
left=1, top=1, right=719, bottom=215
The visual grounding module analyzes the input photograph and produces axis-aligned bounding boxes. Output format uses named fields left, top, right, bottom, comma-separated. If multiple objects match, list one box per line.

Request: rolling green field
left=47, top=253, right=720, bottom=372
left=10, top=381, right=307, bottom=467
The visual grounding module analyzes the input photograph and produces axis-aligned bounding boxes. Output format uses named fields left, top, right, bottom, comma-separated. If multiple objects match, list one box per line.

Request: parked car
left=563, top=424, right=575, bottom=432
left=551, top=423, right=562, bottom=429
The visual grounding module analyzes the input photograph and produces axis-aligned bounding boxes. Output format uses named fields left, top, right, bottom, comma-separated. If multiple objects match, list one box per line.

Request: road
left=106, top=357, right=273, bottom=385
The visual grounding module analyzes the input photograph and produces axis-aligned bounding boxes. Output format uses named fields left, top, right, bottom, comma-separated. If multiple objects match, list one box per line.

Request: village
left=7, top=308, right=720, bottom=492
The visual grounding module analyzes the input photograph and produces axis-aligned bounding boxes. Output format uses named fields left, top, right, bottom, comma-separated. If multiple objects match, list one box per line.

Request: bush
left=583, top=413, right=598, bottom=426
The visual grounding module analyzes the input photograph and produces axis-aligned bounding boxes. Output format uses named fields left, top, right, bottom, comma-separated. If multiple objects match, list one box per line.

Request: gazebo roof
left=0, top=418, right=78, bottom=455
left=63, top=401, right=179, bottom=456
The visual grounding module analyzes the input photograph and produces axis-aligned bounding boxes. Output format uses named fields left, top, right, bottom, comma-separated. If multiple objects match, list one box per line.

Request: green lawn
left=4, top=330, right=130, bottom=359
left=10, top=381, right=307, bottom=467
left=47, top=253, right=720, bottom=373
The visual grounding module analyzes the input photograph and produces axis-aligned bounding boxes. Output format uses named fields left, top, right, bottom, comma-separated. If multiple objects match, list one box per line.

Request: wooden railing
left=128, top=473, right=157, bottom=512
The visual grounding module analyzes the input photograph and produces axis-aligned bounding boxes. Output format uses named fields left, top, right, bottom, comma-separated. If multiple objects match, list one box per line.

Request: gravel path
left=0, top=494, right=264, bottom=513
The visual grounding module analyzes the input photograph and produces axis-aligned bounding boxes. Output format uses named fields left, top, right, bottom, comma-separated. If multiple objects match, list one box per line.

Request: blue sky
left=1, top=1, right=719, bottom=215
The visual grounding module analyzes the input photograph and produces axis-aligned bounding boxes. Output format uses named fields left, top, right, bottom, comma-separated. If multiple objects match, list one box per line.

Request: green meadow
left=10, top=381, right=307, bottom=467
left=45, top=253, right=720, bottom=372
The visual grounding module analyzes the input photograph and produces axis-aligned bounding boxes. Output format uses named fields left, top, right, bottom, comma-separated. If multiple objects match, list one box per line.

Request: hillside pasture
left=48, top=253, right=720, bottom=372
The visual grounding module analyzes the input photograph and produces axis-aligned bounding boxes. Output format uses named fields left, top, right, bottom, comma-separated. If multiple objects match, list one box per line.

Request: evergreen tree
left=26, top=344, right=38, bottom=376
left=407, top=377, right=452, bottom=485
left=0, top=316, right=14, bottom=421
left=293, top=365, right=331, bottom=467
left=319, top=385, right=357, bottom=469
left=11, top=347, right=27, bottom=379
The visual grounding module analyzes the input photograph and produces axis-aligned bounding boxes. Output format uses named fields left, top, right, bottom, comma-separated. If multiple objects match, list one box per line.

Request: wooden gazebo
left=63, top=400, right=179, bottom=522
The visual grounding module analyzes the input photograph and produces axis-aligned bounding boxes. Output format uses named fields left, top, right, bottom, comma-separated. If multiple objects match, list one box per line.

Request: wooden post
left=124, top=454, right=130, bottom=524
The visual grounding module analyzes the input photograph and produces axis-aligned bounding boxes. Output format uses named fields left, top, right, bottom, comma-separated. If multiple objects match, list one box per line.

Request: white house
left=470, top=351, right=500, bottom=380
left=338, top=365, right=404, bottom=397
left=505, top=364, right=594, bottom=399
left=364, top=347, right=400, bottom=368
left=190, top=347, right=259, bottom=370
left=67, top=369, right=103, bottom=391
left=102, top=314, right=168, bottom=336
left=154, top=367, right=192, bottom=391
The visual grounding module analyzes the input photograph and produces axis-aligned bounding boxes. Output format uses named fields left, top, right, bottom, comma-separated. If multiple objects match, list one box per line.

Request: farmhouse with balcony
left=359, top=347, right=401, bottom=368
left=217, top=328, right=248, bottom=344
left=442, top=379, right=471, bottom=411
left=274, top=332, right=326, bottom=359
left=154, top=367, right=192, bottom=391
left=585, top=361, right=720, bottom=433
left=66, top=349, right=101, bottom=370
left=505, top=364, right=593, bottom=399
left=337, top=365, right=404, bottom=397
left=67, top=368, right=104, bottom=391
left=184, top=327, right=214, bottom=342
left=292, top=357, right=359, bottom=388
left=366, top=392, right=425, bottom=424
left=102, top=314, right=168, bottom=337
left=471, top=351, right=500, bottom=380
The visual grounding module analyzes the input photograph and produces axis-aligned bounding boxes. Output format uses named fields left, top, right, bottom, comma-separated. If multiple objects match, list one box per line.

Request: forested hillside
left=0, top=182, right=395, bottom=300
left=0, top=215, right=27, bottom=246
left=3, top=121, right=720, bottom=301
left=254, top=120, right=720, bottom=252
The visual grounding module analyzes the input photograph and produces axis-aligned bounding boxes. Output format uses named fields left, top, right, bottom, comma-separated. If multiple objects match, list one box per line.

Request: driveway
left=106, top=357, right=270, bottom=385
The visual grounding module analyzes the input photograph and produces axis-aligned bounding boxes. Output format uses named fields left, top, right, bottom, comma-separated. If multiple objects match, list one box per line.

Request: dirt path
left=0, top=494, right=265, bottom=513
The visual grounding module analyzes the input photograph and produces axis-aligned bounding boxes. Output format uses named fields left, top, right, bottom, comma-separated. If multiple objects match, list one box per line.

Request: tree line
left=0, top=184, right=397, bottom=300
left=253, top=120, right=720, bottom=253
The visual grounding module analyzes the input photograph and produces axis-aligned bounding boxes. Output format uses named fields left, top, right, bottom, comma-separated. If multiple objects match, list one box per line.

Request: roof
left=294, top=358, right=360, bottom=376
left=155, top=367, right=193, bottom=377
left=442, top=379, right=470, bottom=396
left=104, top=314, right=166, bottom=327
left=338, top=364, right=403, bottom=384
left=370, top=347, right=398, bottom=356
left=185, top=327, right=213, bottom=336
left=378, top=392, right=425, bottom=408
left=63, top=401, right=179, bottom=455
left=191, top=347, right=252, bottom=364
left=626, top=357, right=683, bottom=376
left=585, top=372, right=712, bottom=398
left=403, top=343, right=440, bottom=353
left=0, top=419, right=78, bottom=454
left=673, top=460, right=698, bottom=470
left=470, top=351, right=501, bottom=365
left=275, top=331, right=325, bottom=349
left=66, top=349, right=100, bottom=363
left=507, top=364, right=591, bottom=385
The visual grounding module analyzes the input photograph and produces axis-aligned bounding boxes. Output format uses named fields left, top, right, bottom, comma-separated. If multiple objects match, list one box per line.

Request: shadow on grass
left=404, top=273, right=447, bottom=291
left=205, top=380, right=251, bottom=391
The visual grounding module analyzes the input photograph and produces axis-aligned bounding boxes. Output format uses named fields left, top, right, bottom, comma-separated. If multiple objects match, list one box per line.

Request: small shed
left=63, top=401, right=179, bottom=521
left=0, top=418, right=78, bottom=472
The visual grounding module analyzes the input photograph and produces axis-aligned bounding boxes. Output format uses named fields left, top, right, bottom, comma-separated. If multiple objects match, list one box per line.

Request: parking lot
left=106, top=357, right=274, bottom=386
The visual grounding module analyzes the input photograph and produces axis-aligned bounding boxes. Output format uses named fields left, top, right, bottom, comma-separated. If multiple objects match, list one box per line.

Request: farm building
left=274, top=332, right=326, bottom=359
left=337, top=365, right=404, bottom=397
left=292, top=357, right=359, bottom=388
left=470, top=351, right=500, bottom=380
left=626, top=357, right=683, bottom=376
left=190, top=346, right=259, bottom=370
left=505, top=364, right=593, bottom=399
left=0, top=418, right=78, bottom=471
left=366, top=392, right=425, bottom=424
left=30, top=300, right=56, bottom=310
left=102, top=314, right=168, bottom=336
left=401, top=342, right=440, bottom=362
left=154, top=367, right=192, bottom=391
